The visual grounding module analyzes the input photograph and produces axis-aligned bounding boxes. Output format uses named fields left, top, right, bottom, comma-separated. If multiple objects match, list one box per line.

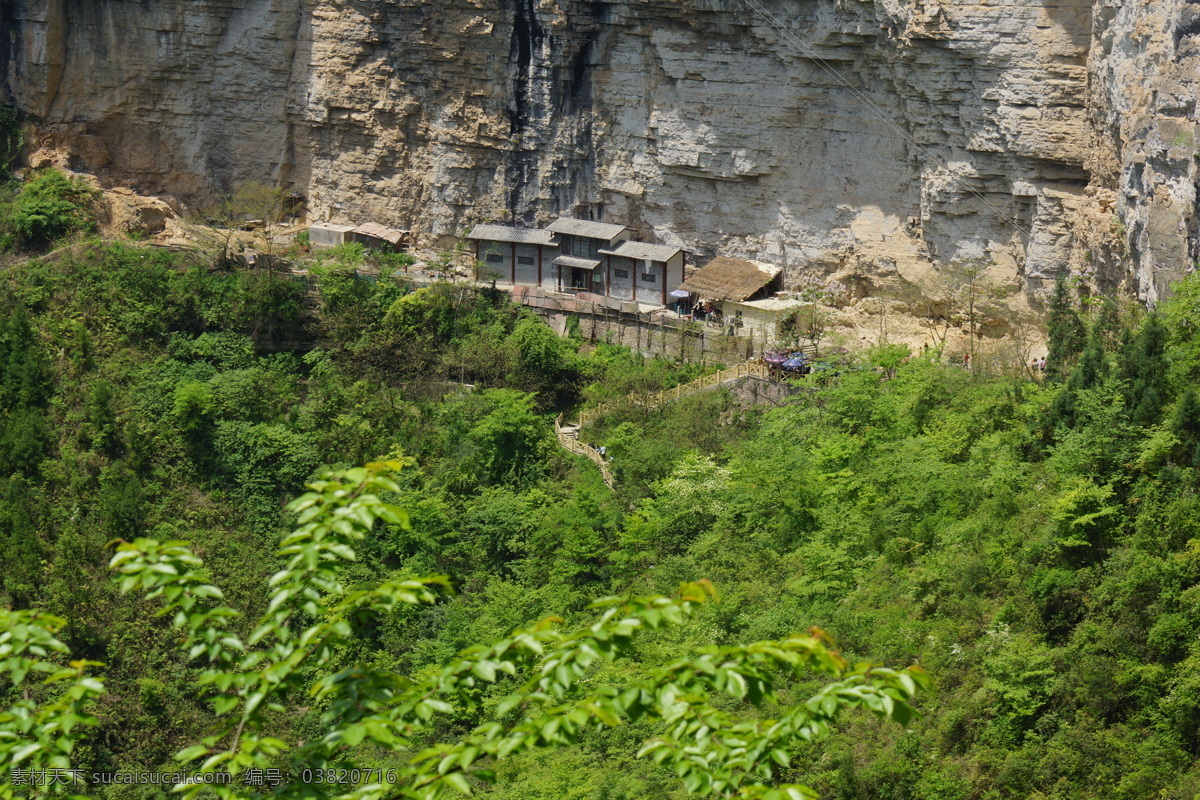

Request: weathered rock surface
left=1089, top=0, right=1200, bottom=303
left=1, top=0, right=1197, bottom=302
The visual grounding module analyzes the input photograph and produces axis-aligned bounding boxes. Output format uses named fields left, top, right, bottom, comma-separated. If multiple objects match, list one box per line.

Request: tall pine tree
left=1173, top=388, right=1200, bottom=469
left=1046, top=276, right=1086, bottom=382
left=0, top=308, right=51, bottom=477
left=1119, top=313, right=1169, bottom=427
left=1047, top=340, right=1109, bottom=431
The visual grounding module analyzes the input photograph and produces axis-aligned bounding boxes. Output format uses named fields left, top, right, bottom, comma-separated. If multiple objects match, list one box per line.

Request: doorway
left=571, top=268, right=593, bottom=292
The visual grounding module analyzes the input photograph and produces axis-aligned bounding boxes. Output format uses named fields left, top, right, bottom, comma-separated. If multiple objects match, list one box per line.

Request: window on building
left=614, top=268, right=629, bottom=279
left=517, top=255, right=535, bottom=265
left=486, top=253, right=504, bottom=264
left=568, top=237, right=593, bottom=258
left=641, top=272, right=657, bottom=283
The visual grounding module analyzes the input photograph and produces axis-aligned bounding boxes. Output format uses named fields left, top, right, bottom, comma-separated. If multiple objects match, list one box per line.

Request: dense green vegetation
left=0, top=170, right=97, bottom=252
left=4, top=228, right=1200, bottom=798
left=21, top=465, right=917, bottom=800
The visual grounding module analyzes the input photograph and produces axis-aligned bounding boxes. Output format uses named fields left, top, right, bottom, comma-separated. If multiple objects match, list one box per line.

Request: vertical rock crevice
left=0, top=2, right=15, bottom=104
left=509, top=0, right=542, bottom=135
left=506, top=0, right=544, bottom=219
left=505, top=0, right=604, bottom=224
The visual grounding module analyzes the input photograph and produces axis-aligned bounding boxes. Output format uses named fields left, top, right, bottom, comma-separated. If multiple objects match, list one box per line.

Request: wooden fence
left=554, top=415, right=615, bottom=487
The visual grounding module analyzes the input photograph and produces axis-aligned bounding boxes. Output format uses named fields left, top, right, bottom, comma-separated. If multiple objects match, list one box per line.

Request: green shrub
left=376, top=250, right=415, bottom=274
left=314, top=241, right=365, bottom=268
left=0, top=169, right=97, bottom=250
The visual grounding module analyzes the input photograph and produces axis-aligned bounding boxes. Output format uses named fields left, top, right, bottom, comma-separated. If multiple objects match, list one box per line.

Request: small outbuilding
left=347, top=222, right=409, bottom=253
left=307, top=223, right=356, bottom=250
left=465, top=224, right=560, bottom=286
left=721, top=296, right=809, bottom=339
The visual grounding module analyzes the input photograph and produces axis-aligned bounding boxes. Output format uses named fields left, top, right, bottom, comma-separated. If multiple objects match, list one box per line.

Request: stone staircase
left=554, top=416, right=615, bottom=488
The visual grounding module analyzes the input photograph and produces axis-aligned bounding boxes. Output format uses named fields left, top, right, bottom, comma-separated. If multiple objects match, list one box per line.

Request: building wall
left=635, top=258, right=665, bottom=305
left=561, top=231, right=631, bottom=261
left=607, top=255, right=636, bottom=301
left=605, top=253, right=686, bottom=305
left=477, top=240, right=509, bottom=282
left=477, top=241, right=557, bottom=286
left=666, top=253, right=686, bottom=293
left=515, top=243, right=545, bottom=286
left=721, top=301, right=797, bottom=341
left=309, top=225, right=352, bottom=249
left=347, top=233, right=400, bottom=253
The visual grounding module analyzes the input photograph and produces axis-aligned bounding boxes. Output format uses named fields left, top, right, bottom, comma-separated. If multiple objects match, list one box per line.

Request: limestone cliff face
left=1089, top=0, right=1200, bottom=303
left=1, top=0, right=1196, bottom=301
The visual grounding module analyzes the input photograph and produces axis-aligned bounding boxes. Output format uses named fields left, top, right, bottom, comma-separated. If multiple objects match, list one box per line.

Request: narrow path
left=553, top=352, right=812, bottom=487
left=554, top=415, right=615, bottom=488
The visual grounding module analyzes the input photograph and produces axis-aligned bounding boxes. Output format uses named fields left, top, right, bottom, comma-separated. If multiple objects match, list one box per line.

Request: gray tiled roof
left=547, top=218, right=629, bottom=241
left=553, top=255, right=603, bottom=270
left=600, top=241, right=684, bottom=262
left=466, top=224, right=558, bottom=245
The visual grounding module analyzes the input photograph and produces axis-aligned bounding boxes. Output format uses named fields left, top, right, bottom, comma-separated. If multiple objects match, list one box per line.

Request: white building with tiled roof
left=546, top=218, right=633, bottom=294
left=598, top=240, right=687, bottom=305
left=466, top=224, right=560, bottom=286
left=461, top=217, right=688, bottom=306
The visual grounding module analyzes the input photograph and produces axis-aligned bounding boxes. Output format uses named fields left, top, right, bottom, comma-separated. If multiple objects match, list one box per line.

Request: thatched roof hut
left=678, top=257, right=781, bottom=301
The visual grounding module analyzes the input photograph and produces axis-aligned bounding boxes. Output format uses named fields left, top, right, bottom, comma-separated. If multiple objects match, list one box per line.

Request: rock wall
left=1089, top=0, right=1200, bottom=303
left=1, top=0, right=1197, bottom=301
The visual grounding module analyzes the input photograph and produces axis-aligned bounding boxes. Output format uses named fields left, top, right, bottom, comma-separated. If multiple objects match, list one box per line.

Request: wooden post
left=606, top=254, right=612, bottom=299
left=510, top=242, right=517, bottom=285
left=537, top=244, right=543, bottom=288
left=661, top=260, right=667, bottom=307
